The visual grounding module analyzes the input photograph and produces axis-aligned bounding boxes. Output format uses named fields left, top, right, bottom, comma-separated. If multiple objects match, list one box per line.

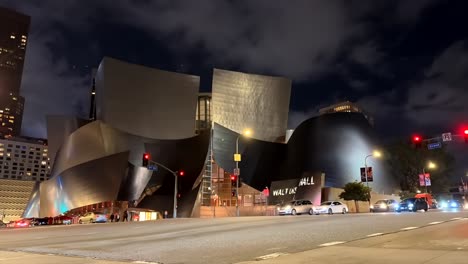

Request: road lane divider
left=133, top=261, right=162, bottom=264
left=401, top=226, right=418, bottom=231
left=366, top=233, right=384, bottom=237
left=451, top=217, right=462, bottom=220
left=428, top=221, right=442, bottom=225
left=319, top=241, right=346, bottom=247
left=255, top=252, right=289, bottom=260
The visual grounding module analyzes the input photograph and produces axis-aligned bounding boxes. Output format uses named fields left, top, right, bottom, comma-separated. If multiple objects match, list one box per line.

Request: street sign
left=147, top=165, right=158, bottom=171
left=233, top=168, right=240, bottom=176
left=442, top=133, right=452, bottom=142
left=427, top=142, right=442, bottom=150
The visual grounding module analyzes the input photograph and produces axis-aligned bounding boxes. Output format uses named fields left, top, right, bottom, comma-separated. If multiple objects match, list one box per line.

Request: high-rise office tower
left=0, top=7, right=30, bottom=137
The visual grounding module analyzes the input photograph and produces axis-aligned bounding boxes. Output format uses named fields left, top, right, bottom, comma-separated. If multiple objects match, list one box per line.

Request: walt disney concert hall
left=23, top=57, right=395, bottom=218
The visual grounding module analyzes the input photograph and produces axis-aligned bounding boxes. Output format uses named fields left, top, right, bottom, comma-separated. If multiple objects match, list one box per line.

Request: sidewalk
left=0, top=251, right=133, bottom=264
left=238, top=218, right=468, bottom=264
left=237, top=245, right=468, bottom=264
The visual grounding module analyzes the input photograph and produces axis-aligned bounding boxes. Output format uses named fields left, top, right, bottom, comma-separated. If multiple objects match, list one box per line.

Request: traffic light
left=142, top=153, right=150, bottom=167
left=178, top=170, right=185, bottom=176
left=464, top=129, right=468, bottom=143
left=230, top=175, right=237, bottom=187
left=412, top=135, right=423, bottom=148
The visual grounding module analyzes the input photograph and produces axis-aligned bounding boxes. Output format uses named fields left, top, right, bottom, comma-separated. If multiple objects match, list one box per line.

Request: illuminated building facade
left=0, top=137, right=50, bottom=181
left=195, top=93, right=211, bottom=134
left=0, top=7, right=30, bottom=136
left=319, top=101, right=374, bottom=126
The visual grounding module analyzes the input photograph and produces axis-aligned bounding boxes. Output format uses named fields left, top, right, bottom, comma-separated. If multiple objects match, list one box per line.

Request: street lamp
left=234, top=129, right=252, bottom=217
left=364, top=150, right=382, bottom=188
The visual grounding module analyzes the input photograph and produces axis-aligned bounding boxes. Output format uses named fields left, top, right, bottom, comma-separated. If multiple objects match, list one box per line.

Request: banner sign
left=360, top=167, right=373, bottom=182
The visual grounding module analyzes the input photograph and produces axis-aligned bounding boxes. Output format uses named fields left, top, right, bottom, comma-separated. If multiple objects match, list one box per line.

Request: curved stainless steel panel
left=46, top=115, right=90, bottom=167
left=22, top=181, right=40, bottom=218
left=95, top=57, right=200, bottom=140
left=212, top=68, right=291, bottom=142
left=39, top=152, right=130, bottom=217
left=212, top=113, right=396, bottom=194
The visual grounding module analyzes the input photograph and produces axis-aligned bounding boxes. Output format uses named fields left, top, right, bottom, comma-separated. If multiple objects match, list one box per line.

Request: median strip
left=255, top=252, right=289, bottom=260
left=319, top=241, right=346, bottom=247
left=367, top=233, right=384, bottom=237
left=401, top=226, right=418, bottom=231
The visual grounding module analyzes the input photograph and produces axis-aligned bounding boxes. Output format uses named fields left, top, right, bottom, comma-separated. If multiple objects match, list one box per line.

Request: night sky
left=1, top=0, right=467, bottom=140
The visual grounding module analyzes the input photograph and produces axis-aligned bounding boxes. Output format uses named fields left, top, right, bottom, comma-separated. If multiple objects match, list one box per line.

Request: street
left=0, top=210, right=467, bottom=264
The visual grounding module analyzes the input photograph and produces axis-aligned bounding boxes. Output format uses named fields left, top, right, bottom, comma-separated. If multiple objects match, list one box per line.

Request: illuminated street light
left=428, top=161, right=437, bottom=169
left=372, top=150, right=382, bottom=158
left=234, top=129, right=253, bottom=217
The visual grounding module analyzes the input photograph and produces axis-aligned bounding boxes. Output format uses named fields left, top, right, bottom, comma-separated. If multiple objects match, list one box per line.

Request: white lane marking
left=255, top=252, right=289, bottom=260
left=451, top=217, right=462, bottom=220
left=133, top=261, right=162, bottom=264
left=85, top=232, right=97, bottom=235
left=428, top=221, right=442, bottom=225
left=401, top=226, right=418, bottom=231
left=319, top=241, right=346, bottom=247
left=367, top=233, right=384, bottom=237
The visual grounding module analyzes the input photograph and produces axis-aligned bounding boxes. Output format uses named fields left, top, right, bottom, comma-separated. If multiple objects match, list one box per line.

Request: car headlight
left=441, top=202, right=448, bottom=208
left=395, top=204, right=399, bottom=209
left=408, top=203, right=414, bottom=208
left=370, top=205, right=374, bottom=209
left=464, top=204, right=468, bottom=209
left=450, top=202, right=457, bottom=207
left=381, top=203, right=387, bottom=209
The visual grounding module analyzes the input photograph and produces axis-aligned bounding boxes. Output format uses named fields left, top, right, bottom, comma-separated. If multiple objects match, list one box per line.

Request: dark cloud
left=0, top=0, right=456, bottom=139
left=405, top=41, right=468, bottom=127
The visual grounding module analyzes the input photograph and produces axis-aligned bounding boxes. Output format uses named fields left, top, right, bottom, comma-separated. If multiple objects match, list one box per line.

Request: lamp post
left=364, top=150, right=382, bottom=203
left=234, top=129, right=252, bottom=217
left=422, top=161, right=436, bottom=193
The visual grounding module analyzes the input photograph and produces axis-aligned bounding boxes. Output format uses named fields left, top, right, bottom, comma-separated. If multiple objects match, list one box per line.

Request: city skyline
left=0, top=1, right=467, bottom=141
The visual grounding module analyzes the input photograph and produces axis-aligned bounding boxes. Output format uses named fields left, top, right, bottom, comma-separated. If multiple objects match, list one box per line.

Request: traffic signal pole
left=145, top=158, right=180, bottom=219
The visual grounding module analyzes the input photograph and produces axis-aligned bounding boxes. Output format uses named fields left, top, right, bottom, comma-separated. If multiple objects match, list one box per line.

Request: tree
left=386, top=140, right=455, bottom=194
left=339, top=182, right=371, bottom=213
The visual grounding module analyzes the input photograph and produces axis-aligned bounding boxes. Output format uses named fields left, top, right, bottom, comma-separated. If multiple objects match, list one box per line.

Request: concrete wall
left=322, top=187, right=400, bottom=213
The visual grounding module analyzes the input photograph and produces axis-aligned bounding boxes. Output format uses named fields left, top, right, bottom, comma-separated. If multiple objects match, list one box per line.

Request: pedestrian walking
left=123, top=210, right=128, bottom=222
left=110, top=213, right=115, bottom=222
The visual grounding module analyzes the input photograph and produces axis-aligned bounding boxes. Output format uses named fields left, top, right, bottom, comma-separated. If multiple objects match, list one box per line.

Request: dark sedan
left=396, top=198, right=428, bottom=212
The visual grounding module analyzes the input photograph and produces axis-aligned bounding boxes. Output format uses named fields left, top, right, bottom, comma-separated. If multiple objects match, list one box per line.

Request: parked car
left=396, top=198, right=428, bottom=212
left=313, top=201, right=348, bottom=215
left=14, top=218, right=34, bottom=228
left=78, top=212, right=108, bottom=224
left=277, top=200, right=314, bottom=215
left=370, top=199, right=399, bottom=212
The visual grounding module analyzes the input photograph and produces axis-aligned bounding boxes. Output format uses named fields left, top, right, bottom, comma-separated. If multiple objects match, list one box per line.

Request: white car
left=314, top=201, right=348, bottom=215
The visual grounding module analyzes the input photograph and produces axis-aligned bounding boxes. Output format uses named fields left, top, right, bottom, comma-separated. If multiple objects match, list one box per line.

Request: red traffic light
left=178, top=171, right=185, bottom=176
left=464, top=129, right=468, bottom=135
left=413, top=135, right=421, bottom=142
left=144, top=153, right=150, bottom=160
left=230, top=175, right=236, bottom=181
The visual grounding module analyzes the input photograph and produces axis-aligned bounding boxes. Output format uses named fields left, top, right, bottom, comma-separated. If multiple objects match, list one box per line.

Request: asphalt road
left=1, top=210, right=467, bottom=264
